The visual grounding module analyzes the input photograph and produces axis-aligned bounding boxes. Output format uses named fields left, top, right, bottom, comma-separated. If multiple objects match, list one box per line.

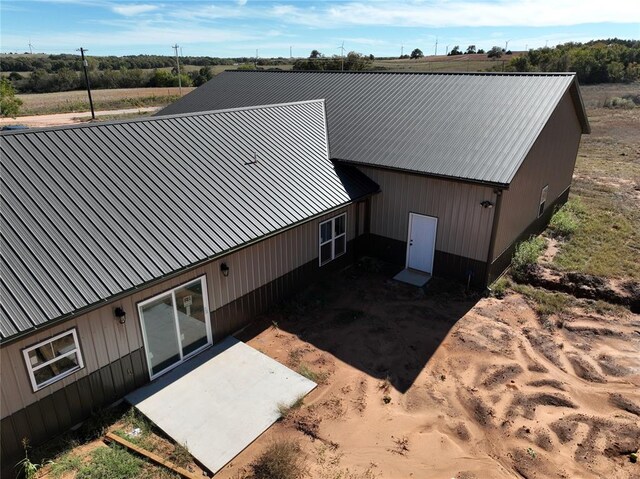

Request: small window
left=319, top=213, right=347, bottom=266
left=23, top=329, right=84, bottom=391
left=538, top=185, right=549, bottom=218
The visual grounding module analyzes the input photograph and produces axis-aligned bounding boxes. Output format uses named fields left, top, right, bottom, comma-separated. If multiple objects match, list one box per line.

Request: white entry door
left=406, top=213, right=438, bottom=274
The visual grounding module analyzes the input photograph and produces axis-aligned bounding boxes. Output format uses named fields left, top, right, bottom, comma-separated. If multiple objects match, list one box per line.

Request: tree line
left=7, top=67, right=218, bottom=93
left=0, top=53, right=290, bottom=73
left=505, top=39, right=640, bottom=84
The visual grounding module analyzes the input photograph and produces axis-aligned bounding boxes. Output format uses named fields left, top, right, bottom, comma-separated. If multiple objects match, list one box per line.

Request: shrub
left=249, top=440, right=306, bottom=479
left=511, top=237, right=546, bottom=282
left=603, top=96, right=636, bottom=109
left=548, top=207, right=578, bottom=239
left=490, top=276, right=511, bottom=299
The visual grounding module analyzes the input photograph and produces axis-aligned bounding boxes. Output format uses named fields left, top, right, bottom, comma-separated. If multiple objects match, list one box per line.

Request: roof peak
left=227, top=70, right=577, bottom=77
left=0, top=99, right=325, bottom=137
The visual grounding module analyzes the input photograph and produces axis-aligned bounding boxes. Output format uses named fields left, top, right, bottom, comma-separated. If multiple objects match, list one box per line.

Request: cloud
left=237, top=0, right=248, bottom=5
left=112, top=3, right=158, bottom=16
left=266, top=0, right=640, bottom=28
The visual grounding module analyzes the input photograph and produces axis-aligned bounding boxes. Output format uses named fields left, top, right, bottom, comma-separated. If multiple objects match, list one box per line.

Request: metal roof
left=159, top=71, right=590, bottom=187
left=0, top=100, right=379, bottom=341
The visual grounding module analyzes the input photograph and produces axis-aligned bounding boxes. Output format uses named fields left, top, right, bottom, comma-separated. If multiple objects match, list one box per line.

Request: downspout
left=485, top=188, right=503, bottom=287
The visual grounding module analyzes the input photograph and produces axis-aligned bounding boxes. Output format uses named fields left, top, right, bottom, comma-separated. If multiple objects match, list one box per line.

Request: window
left=23, top=329, right=84, bottom=391
left=538, top=185, right=549, bottom=218
left=319, top=213, right=346, bottom=266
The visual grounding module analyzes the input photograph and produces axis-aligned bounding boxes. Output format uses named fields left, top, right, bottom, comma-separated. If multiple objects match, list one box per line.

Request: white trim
left=22, top=329, right=84, bottom=392
left=318, top=213, right=347, bottom=266
left=138, top=275, right=212, bottom=381
left=405, top=213, right=438, bottom=274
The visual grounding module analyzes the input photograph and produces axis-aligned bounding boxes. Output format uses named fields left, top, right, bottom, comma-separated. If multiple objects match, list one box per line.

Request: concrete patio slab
left=126, top=336, right=316, bottom=474
left=393, top=268, right=432, bottom=287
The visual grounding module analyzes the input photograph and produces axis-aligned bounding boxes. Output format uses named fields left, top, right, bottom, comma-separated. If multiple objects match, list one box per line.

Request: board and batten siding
left=1, top=204, right=355, bottom=420
left=492, top=90, right=583, bottom=260
left=356, top=166, right=496, bottom=262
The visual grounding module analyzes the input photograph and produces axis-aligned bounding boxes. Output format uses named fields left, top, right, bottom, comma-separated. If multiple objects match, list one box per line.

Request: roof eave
left=333, top=159, right=510, bottom=190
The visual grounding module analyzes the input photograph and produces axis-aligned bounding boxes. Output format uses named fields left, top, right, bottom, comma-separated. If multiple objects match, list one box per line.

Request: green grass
left=511, top=236, right=546, bottom=282
left=490, top=276, right=511, bottom=299
left=50, top=452, right=83, bottom=478
left=548, top=200, right=584, bottom=239
left=550, top=107, right=640, bottom=281
left=76, top=446, right=143, bottom=479
left=511, top=283, right=573, bottom=318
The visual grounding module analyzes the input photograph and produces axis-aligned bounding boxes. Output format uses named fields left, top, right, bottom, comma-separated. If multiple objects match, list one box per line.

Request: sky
left=1, top=0, right=639, bottom=58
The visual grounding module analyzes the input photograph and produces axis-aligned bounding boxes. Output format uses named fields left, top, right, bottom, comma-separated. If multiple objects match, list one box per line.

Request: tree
left=477, top=48, right=485, bottom=54
left=1, top=78, right=23, bottom=117
left=309, top=50, right=322, bottom=59
left=487, top=46, right=503, bottom=58
left=410, top=48, right=424, bottom=59
left=465, top=45, right=476, bottom=54
left=448, top=46, right=462, bottom=56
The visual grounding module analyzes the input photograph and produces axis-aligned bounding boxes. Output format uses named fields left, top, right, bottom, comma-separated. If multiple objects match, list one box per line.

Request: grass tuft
left=548, top=201, right=584, bottom=239
left=248, top=440, right=306, bottom=479
left=298, top=364, right=329, bottom=384
left=511, top=237, right=546, bottom=282
left=490, top=276, right=511, bottom=299
left=277, top=395, right=305, bottom=419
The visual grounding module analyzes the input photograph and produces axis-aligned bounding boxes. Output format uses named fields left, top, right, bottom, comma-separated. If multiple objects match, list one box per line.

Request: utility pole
left=28, top=38, right=33, bottom=54
left=76, top=47, right=95, bottom=120
left=255, top=48, right=258, bottom=68
left=445, top=44, right=450, bottom=55
left=339, top=41, right=345, bottom=71
left=434, top=36, right=438, bottom=56
left=172, top=44, right=182, bottom=95
left=400, top=44, right=403, bottom=57
left=505, top=40, right=510, bottom=52
left=290, top=45, right=292, bottom=59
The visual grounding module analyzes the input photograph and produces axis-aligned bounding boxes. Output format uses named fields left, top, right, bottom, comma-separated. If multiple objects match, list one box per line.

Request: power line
left=172, top=44, right=182, bottom=95
left=76, top=47, right=95, bottom=120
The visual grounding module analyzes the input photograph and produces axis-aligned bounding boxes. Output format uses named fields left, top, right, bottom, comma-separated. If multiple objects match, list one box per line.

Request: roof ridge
left=0, top=99, right=326, bottom=136
left=227, top=70, right=577, bottom=77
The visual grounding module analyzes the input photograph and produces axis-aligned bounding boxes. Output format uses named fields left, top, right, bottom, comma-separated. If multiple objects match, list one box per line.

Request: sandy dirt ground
left=0, top=107, right=160, bottom=128
left=216, top=266, right=640, bottom=479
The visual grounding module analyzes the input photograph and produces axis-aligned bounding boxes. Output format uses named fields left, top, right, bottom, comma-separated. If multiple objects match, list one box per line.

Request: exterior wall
left=1, top=204, right=357, bottom=462
left=356, top=166, right=496, bottom=283
left=491, top=90, right=583, bottom=262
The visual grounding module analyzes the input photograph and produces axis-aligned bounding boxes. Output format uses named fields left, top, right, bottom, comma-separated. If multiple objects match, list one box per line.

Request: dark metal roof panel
left=0, top=100, right=378, bottom=341
left=159, top=71, right=586, bottom=186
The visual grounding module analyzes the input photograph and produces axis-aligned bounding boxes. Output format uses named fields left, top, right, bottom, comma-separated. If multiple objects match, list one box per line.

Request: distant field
left=17, top=87, right=195, bottom=115
left=374, top=53, right=520, bottom=72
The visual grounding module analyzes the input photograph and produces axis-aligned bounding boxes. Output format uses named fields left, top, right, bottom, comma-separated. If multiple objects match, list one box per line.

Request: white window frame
left=22, top=329, right=84, bottom=392
left=319, top=213, right=347, bottom=266
left=138, top=275, right=212, bottom=380
left=538, top=184, right=549, bottom=218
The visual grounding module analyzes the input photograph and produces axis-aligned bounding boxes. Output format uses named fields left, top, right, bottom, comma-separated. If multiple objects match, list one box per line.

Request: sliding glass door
left=138, top=276, right=212, bottom=379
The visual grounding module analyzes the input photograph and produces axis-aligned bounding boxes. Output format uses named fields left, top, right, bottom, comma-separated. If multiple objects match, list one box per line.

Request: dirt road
left=0, top=107, right=160, bottom=128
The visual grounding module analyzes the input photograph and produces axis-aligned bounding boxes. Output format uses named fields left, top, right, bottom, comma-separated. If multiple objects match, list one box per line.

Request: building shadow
left=237, top=261, right=480, bottom=394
